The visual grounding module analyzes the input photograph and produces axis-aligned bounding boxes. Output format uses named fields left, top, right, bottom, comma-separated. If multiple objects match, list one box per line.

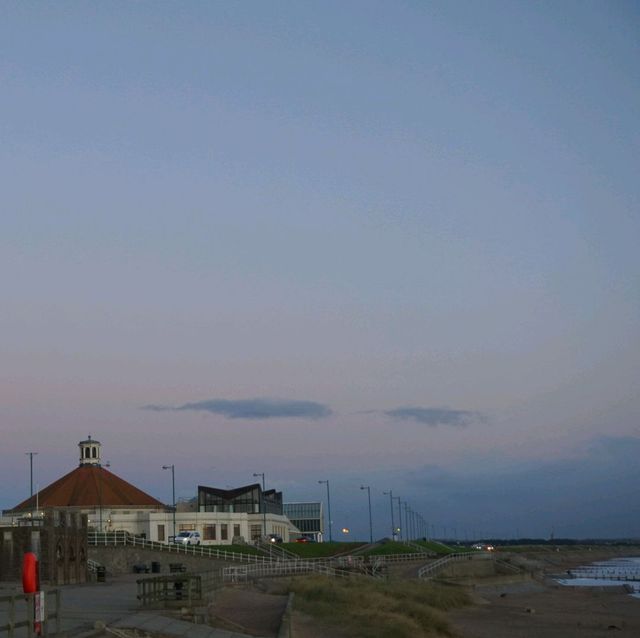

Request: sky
left=1, top=1, right=639, bottom=541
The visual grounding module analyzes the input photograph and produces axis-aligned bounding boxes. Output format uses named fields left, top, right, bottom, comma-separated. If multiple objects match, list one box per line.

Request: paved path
left=2, top=575, right=256, bottom=637
left=111, top=612, right=258, bottom=637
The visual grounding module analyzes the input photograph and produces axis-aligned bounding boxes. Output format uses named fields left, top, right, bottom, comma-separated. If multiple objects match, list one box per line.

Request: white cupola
left=78, top=435, right=102, bottom=466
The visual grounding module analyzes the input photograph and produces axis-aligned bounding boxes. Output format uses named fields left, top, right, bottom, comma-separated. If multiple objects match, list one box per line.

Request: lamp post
left=403, top=502, right=410, bottom=540
left=162, top=465, right=176, bottom=541
left=253, top=472, right=266, bottom=538
left=25, top=452, right=38, bottom=523
left=393, top=497, right=402, bottom=540
left=383, top=490, right=395, bottom=540
left=98, top=461, right=111, bottom=532
left=318, top=479, right=332, bottom=542
left=360, top=485, right=373, bottom=543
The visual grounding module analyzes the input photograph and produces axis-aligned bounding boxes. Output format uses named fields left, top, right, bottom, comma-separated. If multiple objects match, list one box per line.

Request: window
left=220, top=524, right=228, bottom=541
left=233, top=524, right=241, bottom=539
left=157, top=525, right=165, bottom=542
left=250, top=524, right=262, bottom=541
left=203, top=525, right=216, bottom=541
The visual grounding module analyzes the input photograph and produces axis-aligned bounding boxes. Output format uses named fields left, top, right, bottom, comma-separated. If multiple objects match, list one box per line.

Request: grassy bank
left=362, top=540, right=462, bottom=556
left=282, top=541, right=365, bottom=558
left=287, top=575, right=470, bottom=637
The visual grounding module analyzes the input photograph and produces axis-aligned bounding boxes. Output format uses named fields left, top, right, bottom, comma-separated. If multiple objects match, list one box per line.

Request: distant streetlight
left=404, top=502, right=411, bottom=541
left=253, top=472, right=266, bottom=538
left=394, top=497, right=403, bottom=541
left=25, top=452, right=38, bottom=521
left=162, top=464, right=176, bottom=540
left=360, top=485, right=373, bottom=543
left=383, top=490, right=395, bottom=540
left=318, top=479, right=332, bottom=542
left=98, top=461, right=111, bottom=532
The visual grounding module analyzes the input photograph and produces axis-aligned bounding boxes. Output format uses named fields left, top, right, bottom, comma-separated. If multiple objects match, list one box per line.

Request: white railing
left=404, top=541, right=436, bottom=555
left=88, top=531, right=277, bottom=564
left=368, top=552, right=436, bottom=565
left=88, top=532, right=454, bottom=571
left=256, top=539, right=300, bottom=561
left=418, top=552, right=493, bottom=579
left=222, top=560, right=351, bottom=583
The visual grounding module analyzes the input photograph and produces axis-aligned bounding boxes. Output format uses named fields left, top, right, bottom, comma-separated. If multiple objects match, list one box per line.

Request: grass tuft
left=288, top=575, right=470, bottom=637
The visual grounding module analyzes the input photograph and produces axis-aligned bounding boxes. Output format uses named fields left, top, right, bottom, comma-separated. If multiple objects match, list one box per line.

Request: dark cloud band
left=144, top=398, right=332, bottom=420
left=384, top=406, right=483, bottom=427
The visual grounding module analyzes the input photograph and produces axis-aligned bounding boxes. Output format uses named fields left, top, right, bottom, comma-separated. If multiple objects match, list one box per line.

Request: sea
left=556, top=556, right=640, bottom=598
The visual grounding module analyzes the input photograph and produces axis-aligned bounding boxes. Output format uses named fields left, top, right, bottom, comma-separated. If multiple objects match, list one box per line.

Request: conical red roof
left=8, top=465, right=165, bottom=512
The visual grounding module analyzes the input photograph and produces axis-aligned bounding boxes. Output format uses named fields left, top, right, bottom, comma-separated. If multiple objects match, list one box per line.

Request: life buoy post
left=22, top=552, right=43, bottom=635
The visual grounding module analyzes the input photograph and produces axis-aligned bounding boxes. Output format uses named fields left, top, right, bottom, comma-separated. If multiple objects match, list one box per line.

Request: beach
left=449, top=550, right=640, bottom=637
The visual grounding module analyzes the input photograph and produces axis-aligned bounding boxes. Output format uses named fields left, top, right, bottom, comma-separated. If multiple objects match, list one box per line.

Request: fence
left=88, top=531, right=278, bottom=564
left=0, top=590, right=60, bottom=637
left=137, top=569, right=223, bottom=607
left=222, top=560, right=352, bottom=583
left=418, top=552, right=494, bottom=579
left=255, top=539, right=299, bottom=561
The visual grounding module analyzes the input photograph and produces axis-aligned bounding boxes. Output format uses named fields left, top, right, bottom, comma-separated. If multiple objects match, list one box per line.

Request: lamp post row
left=24, top=452, right=434, bottom=542
left=156, top=464, right=419, bottom=544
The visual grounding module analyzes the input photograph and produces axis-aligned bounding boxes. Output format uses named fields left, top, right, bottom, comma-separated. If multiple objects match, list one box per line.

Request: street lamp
left=318, top=480, right=332, bottom=542
left=25, top=452, right=38, bottom=523
left=404, top=502, right=411, bottom=541
left=383, top=490, right=395, bottom=540
left=253, top=472, right=266, bottom=538
left=162, top=464, right=176, bottom=541
left=98, top=461, right=111, bottom=532
left=394, top=497, right=403, bottom=541
left=360, top=485, right=373, bottom=543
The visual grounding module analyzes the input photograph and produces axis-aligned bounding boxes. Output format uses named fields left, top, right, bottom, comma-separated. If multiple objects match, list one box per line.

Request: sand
left=448, top=550, right=640, bottom=637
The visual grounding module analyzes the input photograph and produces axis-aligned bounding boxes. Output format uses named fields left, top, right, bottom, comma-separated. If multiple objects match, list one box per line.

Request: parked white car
left=173, top=531, right=201, bottom=545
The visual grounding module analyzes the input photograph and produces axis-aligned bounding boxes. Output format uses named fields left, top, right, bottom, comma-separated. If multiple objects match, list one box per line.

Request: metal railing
left=255, top=539, right=300, bottom=561
left=418, top=551, right=494, bottom=579
left=0, top=590, right=60, bottom=637
left=404, top=541, right=436, bottom=555
left=222, top=560, right=353, bottom=583
left=88, top=531, right=277, bottom=564
left=362, top=552, right=436, bottom=565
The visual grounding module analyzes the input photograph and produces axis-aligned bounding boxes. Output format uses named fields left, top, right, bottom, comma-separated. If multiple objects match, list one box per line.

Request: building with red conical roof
left=5, top=437, right=165, bottom=532
left=3, top=437, right=301, bottom=544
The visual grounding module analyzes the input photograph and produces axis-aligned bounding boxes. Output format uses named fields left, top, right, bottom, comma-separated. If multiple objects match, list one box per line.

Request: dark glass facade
left=283, top=502, right=323, bottom=539
left=198, top=484, right=283, bottom=515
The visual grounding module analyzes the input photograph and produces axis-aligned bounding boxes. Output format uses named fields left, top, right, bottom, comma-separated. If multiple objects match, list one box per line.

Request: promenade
left=1, top=574, right=257, bottom=638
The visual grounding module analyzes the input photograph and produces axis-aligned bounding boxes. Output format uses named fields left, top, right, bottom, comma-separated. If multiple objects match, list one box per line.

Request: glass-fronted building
left=283, top=502, right=324, bottom=541
left=198, top=484, right=283, bottom=515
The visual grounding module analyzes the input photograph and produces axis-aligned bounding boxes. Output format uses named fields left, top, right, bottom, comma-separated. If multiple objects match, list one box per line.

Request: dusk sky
left=2, top=1, right=639, bottom=540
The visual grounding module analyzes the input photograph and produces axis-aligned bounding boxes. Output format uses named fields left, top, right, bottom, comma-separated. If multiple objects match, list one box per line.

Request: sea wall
left=89, top=545, right=231, bottom=575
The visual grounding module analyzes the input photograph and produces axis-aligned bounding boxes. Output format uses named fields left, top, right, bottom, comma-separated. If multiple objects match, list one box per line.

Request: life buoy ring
left=22, top=552, right=39, bottom=593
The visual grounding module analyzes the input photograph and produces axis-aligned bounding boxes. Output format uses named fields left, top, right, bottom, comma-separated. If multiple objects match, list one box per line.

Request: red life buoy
left=22, top=552, right=38, bottom=594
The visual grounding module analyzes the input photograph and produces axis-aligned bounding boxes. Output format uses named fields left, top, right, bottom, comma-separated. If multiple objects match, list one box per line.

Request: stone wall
left=0, top=511, right=88, bottom=585
left=89, top=545, right=232, bottom=575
